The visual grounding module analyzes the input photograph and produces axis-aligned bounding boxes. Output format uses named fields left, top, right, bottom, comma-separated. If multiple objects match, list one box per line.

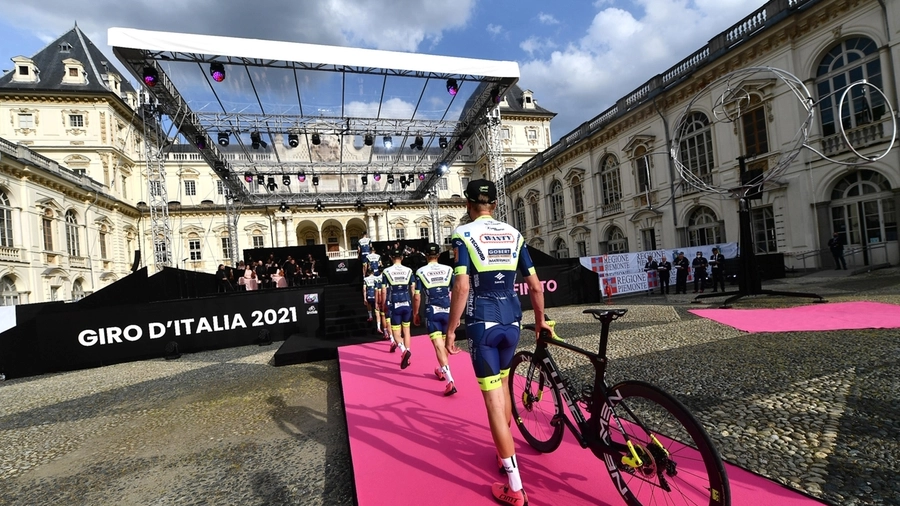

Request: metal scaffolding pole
left=428, top=188, right=439, bottom=245
left=481, top=107, right=507, bottom=223
left=141, top=97, right=173, bottom=270
left=224, top=192, right=244, bottom=265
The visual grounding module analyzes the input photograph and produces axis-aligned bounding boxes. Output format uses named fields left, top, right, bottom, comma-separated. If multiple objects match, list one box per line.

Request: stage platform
left=273, top=330, right=384, bottom=365
left=339, top=336, right=829, bottom=506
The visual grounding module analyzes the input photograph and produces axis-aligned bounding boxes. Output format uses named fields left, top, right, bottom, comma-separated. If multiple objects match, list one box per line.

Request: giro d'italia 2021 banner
left=579, top=243, right=738, bottom=297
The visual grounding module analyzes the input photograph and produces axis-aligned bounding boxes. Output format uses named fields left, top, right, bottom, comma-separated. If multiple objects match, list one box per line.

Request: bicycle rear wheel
left=602, top=380, right=730, bottom=506
left=509, top=351, right=564, bottom=453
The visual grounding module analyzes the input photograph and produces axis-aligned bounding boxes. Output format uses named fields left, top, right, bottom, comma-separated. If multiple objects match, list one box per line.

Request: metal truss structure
left=477, top=107, right=507, bottom=222
left=140, top=98, right=173, bottom=270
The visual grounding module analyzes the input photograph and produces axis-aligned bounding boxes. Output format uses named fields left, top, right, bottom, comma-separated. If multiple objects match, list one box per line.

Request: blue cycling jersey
left=358, top=237, right=372, bottom=256
left=382, top=263, right=414, bottom=306
left=415, top=262, right=453, bottom=313
left=366, top=252, right=382, bottom=274
left=451, top=216, right=535, bottom=325
left=363, top=274, right=380, bottom=299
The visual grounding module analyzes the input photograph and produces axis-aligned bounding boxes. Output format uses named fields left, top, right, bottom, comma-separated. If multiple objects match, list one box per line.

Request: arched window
left=0, top=276, right=17, bottom=306
left=514, top=198, right=526, bottom=230
left=688, top=206, right=722, bottom=246
left=65, top=210, right=80, bottom=257
left=571, top=176, right=584, bottom=213
left=678, top=112, right=715, bottom=185
left=550, top=180, right=565, bottom=225
left=830, top=169, right=896, bottom=245
left=72, top=279, right=85, bottom=301
left=599, top=155, right=622, bottom=213
left=0, top=191, right=12, bottom=247
left=633, top=145, right=652, bottom=192
left=552, top=238, right=569, bottom=259
left=816, top=37, right=884, bottom=138
left=608, top=226, right=628, bottom=253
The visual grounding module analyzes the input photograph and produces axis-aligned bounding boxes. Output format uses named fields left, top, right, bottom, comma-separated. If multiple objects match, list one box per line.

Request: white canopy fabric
left=108, top=27, right=519, bottom=79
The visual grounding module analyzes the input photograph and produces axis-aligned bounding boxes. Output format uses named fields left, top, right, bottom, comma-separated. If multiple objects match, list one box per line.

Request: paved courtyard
left=0, top=267, right=898, bottom=505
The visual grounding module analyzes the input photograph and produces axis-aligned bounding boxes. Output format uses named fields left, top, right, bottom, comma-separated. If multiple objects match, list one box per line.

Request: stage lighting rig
left=266, top=177, right=277, bottom=191
left=439, top=137, right=448, bottom=149
left=410, top=135, right=424, bottom=150
left=491, top=87, right=503, bottom=104
left=418, top=173, right=425, bottom=181
left=287, top=133, right=299, bottom=148
left=311, top=133, right=321, bottom=145
left=298, top=172, right=306, bottom=182
left=315, top=199, right=324, bottom=211
left=383, top=136, right=393, bottom=149
left=387, top=174, right=395, bottom=185
left=361, top=174, right=368, bottom=186
left=388, top=198, right=395, bottom=209
left=312, top=175, right=319, bottom=186
left=279, top=202, right=289, bottom=212
left=256, top=174, right=265, bottom=186
left=455, top=138, right=466, bottom=151
left=210, top=62, right=225, bottom=82
left=437, top=163, right=449, bottom=175
left=446, top=78, right=459, bottom=96
left=251, top=131, right=267, bottom=149
left=282, top=175, right=291, bottom=186
left=195, top=135, right=207, bottom=150
left=364, top=133, right=374, bottom=146
left=218, top=132, right=230, bottom=147
left=142, top=67, right=159, bottom=87
left=244, top=172, right=253, bottom=183
left=373, top=173, right=382, bottom=182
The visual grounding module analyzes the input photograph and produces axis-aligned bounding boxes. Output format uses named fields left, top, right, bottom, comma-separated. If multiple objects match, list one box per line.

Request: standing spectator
left=643, top=255, right=658, bottom=295
left=692, top=251, right=708, bottom=293
left=709, top=247, right=726, bottom=292
left=447, top=179, right=550, bottom=505
left=828, top=232, right=847, bottom=270
left=216, top=264, right=233, bottom=292
left=674, top=251, right=690, bottom=294
left=657, top=254, right=672, bottom=295
left=255, top=260, right=268, bottom=289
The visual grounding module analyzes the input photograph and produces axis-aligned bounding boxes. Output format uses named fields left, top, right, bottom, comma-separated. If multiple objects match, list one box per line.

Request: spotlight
left=214, top=161, right=226, bottom=172
left=439, top=137, right=448, bottom=149
left=298, top=172, right=306, bottom=182
left=399, top=175, right=407, bottom=187
left=142, top=67, right=159, bottom=87
left=418, top=173, right=425, bottom=181
left=446, top=78, right=459, bottom=96
left=410, top=135, right=424, bottom=150
left=383, top=136, right=393, bottom=149
left=282, top=175, right=291, bottom=186
left=361, top=174, right=368, bottom=186
left=218, top=132, right=230, bottom=147
left=455, top=138, right=465, bottom=151
left=279, top=202, right=288, bottom=212
left=287, top=133, right=299, bottom=148
left=373, top=173, right=381, bottom=182
left=195, top=135, right=207, bottom=150
left=312, top=175, right=319, bottom=186
left=244, top=171, right=253, bottom=183
left=356, top=198, right=364, bottom=210
left=311, top=133, right=321, bottom=145
left=387, top=174, right=395, bottom=185
left=364, top=133, right=374, bottom=146
left=257, top=174, right=265, bottom=186
left=437, top=163, right=449, bottom=176
left=210, top=62, right=225, bottom=82
left=315, top=198, right=323, bottom=211
left=267, top=178, right=277, bottom=191
left=491, top=87, right=503, bottom=104
left=388, top=198, right=395, bottom=209
left=251, top=131, right=267, bottom=149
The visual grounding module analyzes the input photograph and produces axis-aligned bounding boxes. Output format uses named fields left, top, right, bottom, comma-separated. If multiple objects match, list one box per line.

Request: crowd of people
left=359, top=180, right=548, bottom=506
left=216, top=253, right=325, bottom=292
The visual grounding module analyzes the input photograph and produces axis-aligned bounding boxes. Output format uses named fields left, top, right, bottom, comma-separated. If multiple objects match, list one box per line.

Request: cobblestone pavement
left=0, top=268, right=898, bottom=505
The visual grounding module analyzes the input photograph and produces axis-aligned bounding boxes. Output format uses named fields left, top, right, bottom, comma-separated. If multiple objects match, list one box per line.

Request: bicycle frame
left=524, top=310, right=636, bottom=464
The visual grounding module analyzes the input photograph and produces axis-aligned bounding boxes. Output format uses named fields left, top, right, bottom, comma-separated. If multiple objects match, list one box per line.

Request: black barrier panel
left=77, top=267, right=150, bottom=308
left=514, top=263, right=599, bottom=310
left=27, top=287, right=323, bottom=376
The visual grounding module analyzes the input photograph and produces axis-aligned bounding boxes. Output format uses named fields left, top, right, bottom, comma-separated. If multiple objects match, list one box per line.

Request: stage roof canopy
left=109, top=27, right=519, bottom=205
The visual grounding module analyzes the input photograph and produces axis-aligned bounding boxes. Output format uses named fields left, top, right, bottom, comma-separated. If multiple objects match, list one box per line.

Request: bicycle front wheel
left=509, top=351, right=564, bottom=453
left=602, top=380, right=730, bottom=506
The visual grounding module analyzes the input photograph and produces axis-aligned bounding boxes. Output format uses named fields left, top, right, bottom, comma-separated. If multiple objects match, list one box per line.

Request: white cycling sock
left=442, top=364, right=454, bottom=384
left=501, top=455, right=522, bottom=492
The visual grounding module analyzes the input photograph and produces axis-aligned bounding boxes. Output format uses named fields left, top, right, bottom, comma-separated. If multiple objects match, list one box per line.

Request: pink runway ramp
left=339, top=336, right=828, bottom=505
left=690, top=301, right=900, bottom=333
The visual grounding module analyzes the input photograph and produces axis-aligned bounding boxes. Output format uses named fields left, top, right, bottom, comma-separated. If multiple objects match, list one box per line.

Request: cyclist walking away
left=363, top=267, right=381, bottom=330
left=383, top=247, right=415, bottom=369
left=358, top=232, right=372, bottom=277
left=447, top=179, right=550, bottom=506
left=413, top=243, right=457, bottom=396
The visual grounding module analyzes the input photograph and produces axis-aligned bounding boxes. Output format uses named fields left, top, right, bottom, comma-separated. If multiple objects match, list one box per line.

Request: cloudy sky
left=0, top=0, right=768, bottom=142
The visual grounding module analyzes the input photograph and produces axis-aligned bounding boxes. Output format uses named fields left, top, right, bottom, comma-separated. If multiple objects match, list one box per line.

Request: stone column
left=273, top=218, right=282, bottom=247
left=879, top=46, right=897, bottom=112
left=286, top=216, right=297, bottom=246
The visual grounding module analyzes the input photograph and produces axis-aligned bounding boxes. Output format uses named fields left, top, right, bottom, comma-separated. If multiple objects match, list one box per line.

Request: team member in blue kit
left=382, top=247, right=416, bottom=369
left=413, top=243, right=457, bottom=396
left=447, top=179, right=550, bottom=506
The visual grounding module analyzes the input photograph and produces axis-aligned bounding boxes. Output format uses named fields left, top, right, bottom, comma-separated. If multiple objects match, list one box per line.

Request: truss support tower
left=224, top=192, right=243, bottom=266
left=481, top=107, right=507, bottom=223
left=142, top=98, right=173, bottom=270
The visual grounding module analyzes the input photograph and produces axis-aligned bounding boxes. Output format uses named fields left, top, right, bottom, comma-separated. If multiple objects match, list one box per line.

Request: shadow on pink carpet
left=339, top=336, right=828, bottom=505
left=690, top=301, right=900, bottom=333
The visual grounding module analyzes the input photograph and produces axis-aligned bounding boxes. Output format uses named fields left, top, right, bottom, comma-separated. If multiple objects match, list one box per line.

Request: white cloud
left=519, top=37, right=557, bottom=57
left=486, top=24, right=504, bottom=36
left=537, top=13, right=559, bottom=25
left=519, top=0, right=769, bottom=140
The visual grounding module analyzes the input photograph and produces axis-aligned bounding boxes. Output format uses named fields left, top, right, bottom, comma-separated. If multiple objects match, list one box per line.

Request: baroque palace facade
left=506, top=0, right=899, bottom=269
left=0, top=28, right=554, bottom=304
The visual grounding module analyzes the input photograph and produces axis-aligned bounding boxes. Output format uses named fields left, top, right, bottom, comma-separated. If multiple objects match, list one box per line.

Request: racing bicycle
left=513, top=309, right=730, bottom=506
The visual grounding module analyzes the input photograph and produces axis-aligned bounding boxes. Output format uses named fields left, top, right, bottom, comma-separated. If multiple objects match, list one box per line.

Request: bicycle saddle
left=583, top=308, right=628, bottom=320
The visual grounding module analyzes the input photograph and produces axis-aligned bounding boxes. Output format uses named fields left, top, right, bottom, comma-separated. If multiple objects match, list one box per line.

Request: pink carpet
left=339, top=336, right=827, bottom=505
left=690, top=301, right=900, bottom=333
